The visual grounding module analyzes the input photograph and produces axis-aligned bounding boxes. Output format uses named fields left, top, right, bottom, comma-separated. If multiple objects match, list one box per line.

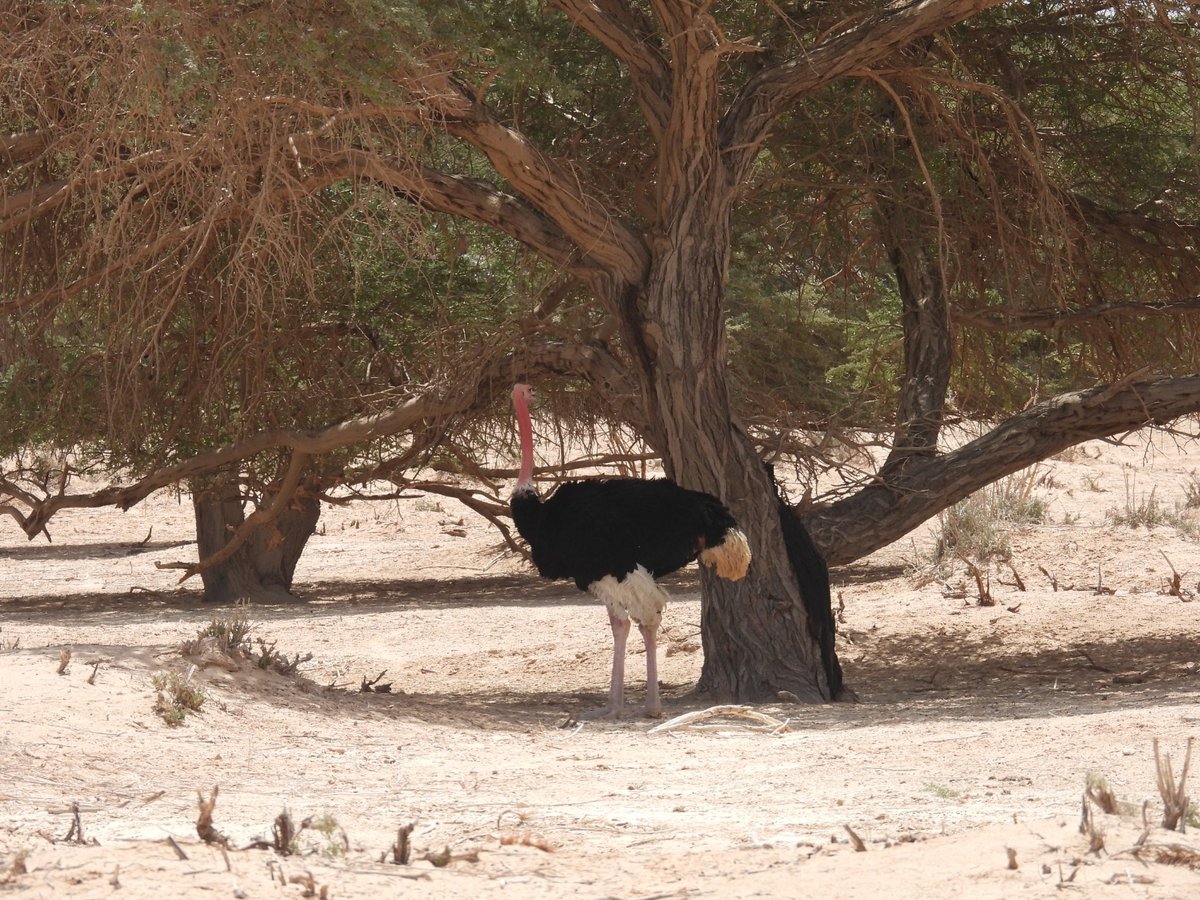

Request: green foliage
left=307, top=813, right=350, bottom=858
left=1183, top=471, right=1200, bottom=509
left=924, top=782, right=961, bottom=800
left=152, top=671, right=206, bottom=727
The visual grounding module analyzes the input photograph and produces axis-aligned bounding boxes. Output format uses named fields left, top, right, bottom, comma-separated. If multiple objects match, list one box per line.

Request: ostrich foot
left=576, top=695, right=661, bottom=720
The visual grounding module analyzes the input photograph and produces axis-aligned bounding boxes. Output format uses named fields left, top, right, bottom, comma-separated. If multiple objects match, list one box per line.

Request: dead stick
left=843, top=824, right=867, bottom=852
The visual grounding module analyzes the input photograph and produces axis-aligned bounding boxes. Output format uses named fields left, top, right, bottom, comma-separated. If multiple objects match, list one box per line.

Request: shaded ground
left=2, top=431, right=1200, bottom=898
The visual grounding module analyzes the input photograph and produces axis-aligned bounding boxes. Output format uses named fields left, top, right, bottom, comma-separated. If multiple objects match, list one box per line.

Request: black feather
left=766, top=465, right=845, bottom=700
left=511, top=477, right=739, bottom=592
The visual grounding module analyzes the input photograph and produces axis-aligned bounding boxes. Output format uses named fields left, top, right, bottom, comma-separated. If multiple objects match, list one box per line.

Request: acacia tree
left=4, top=1, right=1200, bottom=703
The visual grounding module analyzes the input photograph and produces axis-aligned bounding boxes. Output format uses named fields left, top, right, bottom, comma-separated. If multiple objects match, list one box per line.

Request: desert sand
left=2, top=430, right=1199, bottom=898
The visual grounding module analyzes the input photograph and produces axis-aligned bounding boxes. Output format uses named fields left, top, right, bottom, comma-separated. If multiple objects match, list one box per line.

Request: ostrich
left=509, top=383, right=751, bottom=719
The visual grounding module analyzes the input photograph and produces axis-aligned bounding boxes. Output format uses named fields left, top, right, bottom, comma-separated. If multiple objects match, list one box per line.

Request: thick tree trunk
left=636, top=339, right=842, bottom=701
left=604, top=14, right=845, bottom=702
left=616, top=195, right=840, bottom=697
left=190, top=476, right=320, bottom=603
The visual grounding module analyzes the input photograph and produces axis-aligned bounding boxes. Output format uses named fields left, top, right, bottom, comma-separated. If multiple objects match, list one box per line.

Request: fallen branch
left=648, top=704, right=792, bottom=735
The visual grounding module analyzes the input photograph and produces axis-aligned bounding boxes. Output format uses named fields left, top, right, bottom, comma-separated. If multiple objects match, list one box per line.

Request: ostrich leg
left=639, top=622, right=662, bottom=718
left=581, top=612, right=629, bottom=719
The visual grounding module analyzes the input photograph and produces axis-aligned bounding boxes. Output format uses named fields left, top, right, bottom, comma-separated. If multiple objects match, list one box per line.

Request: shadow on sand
left=3, top=575, right=1198, bottom=733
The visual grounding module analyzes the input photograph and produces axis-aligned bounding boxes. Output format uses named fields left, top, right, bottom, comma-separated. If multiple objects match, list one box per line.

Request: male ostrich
left=509, top=383, right=751, bottom=718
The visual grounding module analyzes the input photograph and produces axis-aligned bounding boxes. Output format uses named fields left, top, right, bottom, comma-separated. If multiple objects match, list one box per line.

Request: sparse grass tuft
left=308, top=813, right=349, bottom=857
left=1107, top=468, right=1198, bottom=535
left=929, top=467, right=1049, bottom=564
left=934, top=499, right=1013, bottom=562
left=180, top=608, right=312, bottom=676
left=1184, top=471, right=1200, bottom=509
left=924, top=782, right=960, bottom=800
left=153, top=671, right=206, bottom=726
left=198, top=607, right=253, bottom=654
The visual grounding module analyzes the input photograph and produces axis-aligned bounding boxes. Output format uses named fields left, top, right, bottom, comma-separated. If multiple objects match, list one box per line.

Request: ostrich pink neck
left=513, top=389, right=535, bottom=491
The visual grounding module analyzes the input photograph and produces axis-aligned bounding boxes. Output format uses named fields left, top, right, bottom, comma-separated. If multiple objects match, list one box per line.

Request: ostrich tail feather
left=699, top=528, right=751, bottom=581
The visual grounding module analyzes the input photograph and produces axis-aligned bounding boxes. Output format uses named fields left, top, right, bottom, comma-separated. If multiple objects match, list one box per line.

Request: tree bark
left=632, top=224, right=843, bottom=701
left=873, top=158, right=952, bottom=476
left=190, top=475, right=320, bottom=603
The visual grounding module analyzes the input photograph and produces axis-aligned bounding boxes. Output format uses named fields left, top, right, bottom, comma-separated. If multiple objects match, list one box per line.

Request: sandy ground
left=2, top=431, right=1200, bottom=898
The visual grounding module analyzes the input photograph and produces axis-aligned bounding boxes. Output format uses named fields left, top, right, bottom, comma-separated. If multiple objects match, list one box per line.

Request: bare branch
left=954, top=296, right=1200, bottom=331
left=2, top=339, right=637, bottom=539
left=407, top=480, right=525, bottom=557
left=0, top=129, right=51, bottom=165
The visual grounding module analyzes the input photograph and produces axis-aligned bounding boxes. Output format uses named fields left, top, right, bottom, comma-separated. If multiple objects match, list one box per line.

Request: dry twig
left=196, top=786, right=229, bottom=847
left=389, top=823, right=414, bottom=865
left=60, top=802, right=86, bottom=845
left=843, top=825, right=867, bottom=852
left=360, top=670, right=392, bottom=693
left=1159, top=551, right=1194, bottom=601
left=1038, top=565, right=1060, bottom=591
left=273, top=810, right=295, bottom=856
left=1154, top=737, right=1194, bottom=831
left=956, top=555, right=993, bottom=605
left=499, top=832, right=556, bottom=852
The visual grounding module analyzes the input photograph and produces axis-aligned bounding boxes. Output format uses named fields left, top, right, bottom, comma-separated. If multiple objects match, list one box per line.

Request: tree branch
left=2, top=339, right=637, bottom=539
left=806, top=373, right=1200, bottom=565
left=413, top=75, right=650, bottom=282
left=720, top=0, right=1006, bottom=183
left=953, top=296, right=1200, bottom=331
left=313, top=148, right=600, bottom=279
left=0, top=129, right=51, bottom=166
left=549, top=0, right=671, bottom=138
left=158, top=450, right=312, bottom=582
